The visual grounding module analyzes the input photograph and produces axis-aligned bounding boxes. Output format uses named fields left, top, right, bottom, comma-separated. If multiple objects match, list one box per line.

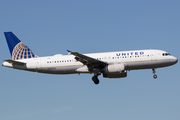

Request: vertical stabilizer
left=4, top=32, right=38, bottom=60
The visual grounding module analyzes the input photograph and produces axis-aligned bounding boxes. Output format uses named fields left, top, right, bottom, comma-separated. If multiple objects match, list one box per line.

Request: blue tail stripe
left=4, top=32, right=21, bottom=56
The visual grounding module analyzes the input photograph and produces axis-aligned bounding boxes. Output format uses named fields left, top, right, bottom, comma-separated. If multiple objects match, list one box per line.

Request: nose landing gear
left=152, top=68, right=157, bottom=79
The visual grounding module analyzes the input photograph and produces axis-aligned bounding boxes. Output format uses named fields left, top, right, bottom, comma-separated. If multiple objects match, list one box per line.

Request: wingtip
left=67, top=50, right=72, bottom=52
left=67, top=50, right=72, bottom=55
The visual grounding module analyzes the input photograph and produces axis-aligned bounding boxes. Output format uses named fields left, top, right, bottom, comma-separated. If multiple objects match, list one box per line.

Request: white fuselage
left=2, top=49, right=178, bottom=74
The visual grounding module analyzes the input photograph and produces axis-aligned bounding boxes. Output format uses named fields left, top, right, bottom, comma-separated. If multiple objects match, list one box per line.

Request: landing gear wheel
left=92, top=76, right=99, bottom=84
left=153, top=74, right=157, bottom=79
left=152, top=68, right=157, bottom=79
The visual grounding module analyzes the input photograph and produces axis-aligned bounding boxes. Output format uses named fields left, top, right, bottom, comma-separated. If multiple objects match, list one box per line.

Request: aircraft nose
left=175, top=58, right=178, bottom=64
left=171, top=57, right=178, bottom=64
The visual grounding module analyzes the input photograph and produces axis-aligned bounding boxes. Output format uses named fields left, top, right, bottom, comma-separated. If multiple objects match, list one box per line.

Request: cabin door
left=36, top=58, right=42, bottom=70
left=151, top=51, right=157, bottom=61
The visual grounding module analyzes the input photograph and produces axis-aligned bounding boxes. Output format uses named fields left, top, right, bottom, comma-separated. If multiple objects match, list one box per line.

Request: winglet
left=67, top=50, right=72, bottom=55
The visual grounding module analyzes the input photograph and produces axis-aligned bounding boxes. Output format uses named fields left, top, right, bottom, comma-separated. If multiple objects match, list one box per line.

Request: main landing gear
left=92, top=75, right=99, bottom=84
left=152, top=68, right=157, bottom=79
left=92, top=69, right=100, bottom=85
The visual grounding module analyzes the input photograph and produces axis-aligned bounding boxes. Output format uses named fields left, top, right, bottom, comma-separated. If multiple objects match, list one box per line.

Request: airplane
left=2, top=32, right=178, bottom=84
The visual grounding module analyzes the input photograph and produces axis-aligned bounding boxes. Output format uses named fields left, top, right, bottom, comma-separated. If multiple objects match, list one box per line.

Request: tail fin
left=4, top=32, right=38, bottom=60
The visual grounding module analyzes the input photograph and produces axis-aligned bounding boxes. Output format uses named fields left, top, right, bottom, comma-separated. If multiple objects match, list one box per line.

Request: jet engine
left=103, top=64, right=127, bottom=78
left=103, top=63, right=125, bottom=73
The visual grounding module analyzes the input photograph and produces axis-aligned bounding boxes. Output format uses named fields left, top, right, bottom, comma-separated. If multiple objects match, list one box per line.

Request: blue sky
left=0, top=0, right=180, bottom=120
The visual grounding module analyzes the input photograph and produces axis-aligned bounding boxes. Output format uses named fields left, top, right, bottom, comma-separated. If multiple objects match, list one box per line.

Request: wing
left=68, top=50, right=107, bottom=70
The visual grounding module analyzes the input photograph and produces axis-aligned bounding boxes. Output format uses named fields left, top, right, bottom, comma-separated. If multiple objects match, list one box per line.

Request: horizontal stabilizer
left=4, top=59, right=25, bottom=65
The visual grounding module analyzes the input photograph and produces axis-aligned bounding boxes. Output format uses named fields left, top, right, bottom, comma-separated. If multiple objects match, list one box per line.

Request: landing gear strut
left=152, top=68, right=157, bottom=79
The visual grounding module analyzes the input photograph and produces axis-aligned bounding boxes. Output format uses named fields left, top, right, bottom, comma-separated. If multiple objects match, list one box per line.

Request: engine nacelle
left=103, top=64, right=125, bottom=73
left=103, top=72, right=127, bottom=78
left=103, top=64, right=126, bottom=78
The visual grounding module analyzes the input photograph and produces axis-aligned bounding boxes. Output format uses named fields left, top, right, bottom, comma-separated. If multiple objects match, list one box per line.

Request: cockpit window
left=162, top=53, right=171, bottom=56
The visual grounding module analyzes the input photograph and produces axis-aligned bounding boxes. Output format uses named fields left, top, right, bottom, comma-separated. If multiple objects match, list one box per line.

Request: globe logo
left=12, top=42, right=37, bottom=60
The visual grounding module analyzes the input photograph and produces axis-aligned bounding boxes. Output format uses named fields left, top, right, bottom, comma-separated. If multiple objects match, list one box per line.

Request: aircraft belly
left=125, top=59, right=173, bottom=70
left=39, top=65, right=81, bottom=74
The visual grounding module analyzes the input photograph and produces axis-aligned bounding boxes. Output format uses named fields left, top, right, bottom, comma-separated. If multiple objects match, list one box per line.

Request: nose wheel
left=152, top=68, right=157, bottom=79
left=153, top=74, right=157, bottom=79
